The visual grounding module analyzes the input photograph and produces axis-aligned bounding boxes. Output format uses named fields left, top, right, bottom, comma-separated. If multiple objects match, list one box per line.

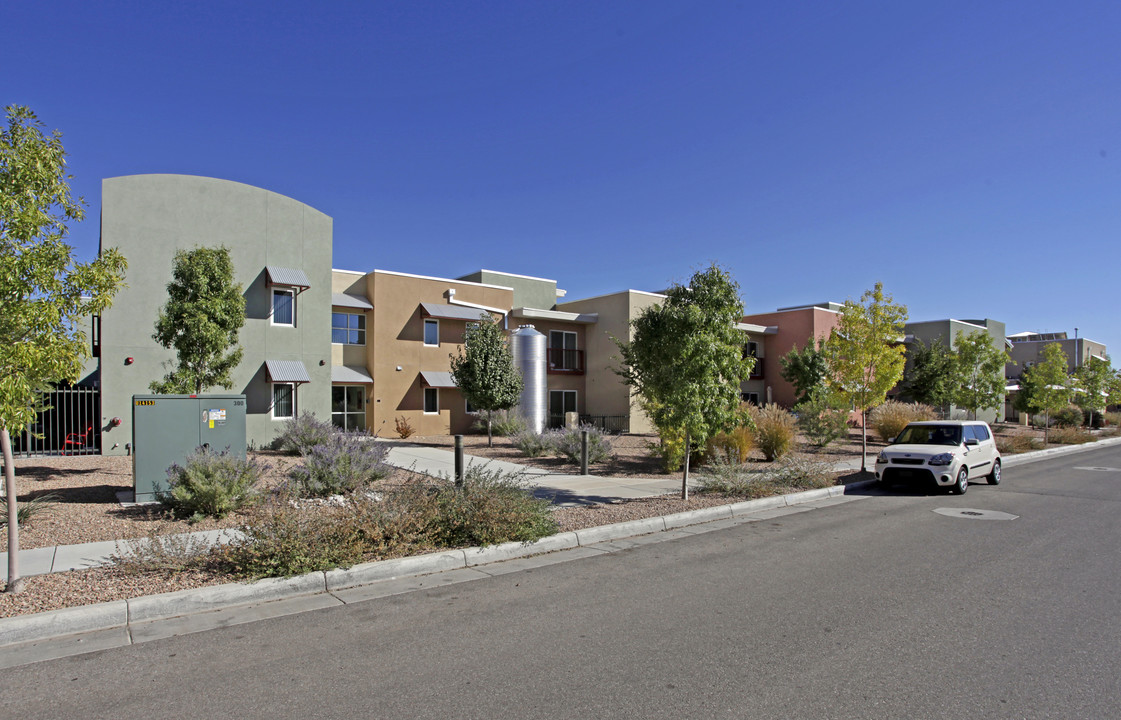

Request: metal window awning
left=420, top=302, right=495, bottom=322
left=332, top=365, right=373, bottom=384
left=266, top=360, right=311, bottom=384
left=266, top=266, right=311, bottom=290
left=419, top=370, right=458, bottom=388
left=332, top=293, right=373, bottom=310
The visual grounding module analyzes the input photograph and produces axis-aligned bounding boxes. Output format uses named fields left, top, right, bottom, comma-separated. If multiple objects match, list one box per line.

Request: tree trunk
left=860, top=409, right=868, bottom=473
left=681, top=429, right=690, bottom=500
left=2, top=428, right=24, bottom=593
left=487, top=416, right=493, bottom=448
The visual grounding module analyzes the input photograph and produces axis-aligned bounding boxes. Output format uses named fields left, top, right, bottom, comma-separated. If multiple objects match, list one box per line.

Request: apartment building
left=1006, top=331, right=1107, bottom=381
left=900, top=318, right=1008, bottom=422
left=739, top=303, right=843, bottom=407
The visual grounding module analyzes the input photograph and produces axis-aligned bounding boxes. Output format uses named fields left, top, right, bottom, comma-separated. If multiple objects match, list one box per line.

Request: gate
left=12, top=386, right=100, bottom=457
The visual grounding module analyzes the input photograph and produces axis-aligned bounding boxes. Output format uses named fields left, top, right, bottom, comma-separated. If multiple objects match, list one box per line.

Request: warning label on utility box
left=206, top=409, right=227, bottom=428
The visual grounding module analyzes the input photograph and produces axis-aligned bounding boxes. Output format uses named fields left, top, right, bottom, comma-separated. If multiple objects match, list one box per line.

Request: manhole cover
left=1073, top=467, right=1121, bottom=472
left=933, top=508, right=1019, bottom=521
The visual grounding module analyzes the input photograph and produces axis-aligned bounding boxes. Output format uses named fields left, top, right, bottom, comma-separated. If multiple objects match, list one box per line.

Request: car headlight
left=928, top=453, right=955, bottom=466
left=877, top=451, right=888, bottom=462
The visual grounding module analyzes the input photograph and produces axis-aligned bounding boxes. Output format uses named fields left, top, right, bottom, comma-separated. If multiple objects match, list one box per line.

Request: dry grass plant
left=869, top=401, right=936, bottom=442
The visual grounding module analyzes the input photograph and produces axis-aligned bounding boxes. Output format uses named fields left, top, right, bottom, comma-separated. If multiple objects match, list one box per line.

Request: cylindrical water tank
left=510, top=325, right=547, bottom=433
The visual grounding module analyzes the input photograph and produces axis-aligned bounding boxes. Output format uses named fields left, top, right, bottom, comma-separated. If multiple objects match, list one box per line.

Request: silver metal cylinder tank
left=510, top=325, right=547, bottom=433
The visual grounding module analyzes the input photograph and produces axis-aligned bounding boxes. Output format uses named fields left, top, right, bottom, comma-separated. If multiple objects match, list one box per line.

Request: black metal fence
left=12, top=386, right=100, bottom=457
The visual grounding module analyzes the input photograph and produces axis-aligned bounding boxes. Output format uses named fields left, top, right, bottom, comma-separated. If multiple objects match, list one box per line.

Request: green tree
left=820, top=283, right=908, bottom=472
left=952, top=330, right=1010, bottom=422
left=449, top=313, right=524, bottom=447
left=0, top=106, right=127, bottom=593
left=1017, top=343, right=1072, bottom=444
left=780, top=341, right=828, bottom=405
left=1073, top=355, right=1120, bottom=427
left=616, top=264, right=753, bottom=498
left=903, top=338, right=956, bottom=411
left=150, top=246, right=246, bottom=394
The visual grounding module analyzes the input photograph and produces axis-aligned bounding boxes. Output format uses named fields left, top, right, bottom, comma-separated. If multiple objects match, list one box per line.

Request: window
left=743, top=341, right=759, bottom=359
left=424, top=387, right=439, bottom=413
left=332, top=312, right=366, bottom=345
left=740, top=392, right=760, bottom=405
left=465, top=398, right=476, bottom=414
left=332, top=386, right=366, bottom=431
left=272, top=383, right=295, bottom=419
left=424, top=319, right=439, bottom=346
left=272, top=289, right=295, bottom=326
left=549, top=330, right=579, bottom=371
left=548, top=390, right=577, bottom=428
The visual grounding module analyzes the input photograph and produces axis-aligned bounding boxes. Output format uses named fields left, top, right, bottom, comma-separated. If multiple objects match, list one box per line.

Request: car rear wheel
left=988, top=460, right=1001, bottom=485
left=952, top=467, right=969, bottom=495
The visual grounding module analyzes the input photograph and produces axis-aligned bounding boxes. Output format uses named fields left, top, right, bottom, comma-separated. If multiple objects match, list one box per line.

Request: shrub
left=1048, top=427, right=1093, bottom=445
left=160, top=448, right=262, bottom=521
left=551, top=424, right=614, bottom=465
left=427, top=465, right=558, bottom=546
left=869, top=401, right=936, bottom=442
left=112, top=524, right=218, bottom=576
left=512, top=429, right=554, bottom=458
left=0, top=492, right=60, bottom=528
left=471, top=410, right=526, bottom=437
left=394, top=416, right=415, bottom=439
left=274, top=412, right=335, bottom=455
left=1104, top=411, right=1121, bottom=428
left=995, top=433, right=1043, bottom=454
left=705, top=426, right=754, bottom=464
left=647, top=428, right=705, bottom=473
left=750, top=404, right=797, bottom=461
left=763, top=454, right=836, bottom=490
left=1051, top=405, right=1084, bottom=428
left=795, top=391, right=850, bottom=448
left=288, top=432, right=391, bottom=498
left=697, top=453, right=761, bottom=495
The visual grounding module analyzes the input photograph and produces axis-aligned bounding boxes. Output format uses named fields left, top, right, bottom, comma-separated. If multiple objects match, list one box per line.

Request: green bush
left=551, top=424, right=614, bottom=465
left=795, top=391, right=850, bottom=448
left=647, top=428, right=705, bottom=473
left=869, top=401, right=936, bottom=442
left=1051, top=405, right=1084, bottom=428
left=274, top=412, right=335, bottom=455
left=751, top=404, right=797, bottom=461
left=511, top=429, right=554, bottom=458
left=160, top=448, right=262, bottom=521
left=705, top=426, right=754, bottom=464
left=428, top=465, right=557, bottom=546
left=288, top=432, right=391, bottom=498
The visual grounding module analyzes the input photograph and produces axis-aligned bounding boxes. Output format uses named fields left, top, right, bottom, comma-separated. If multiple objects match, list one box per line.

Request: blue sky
left=6, top=1, right=1119, bottom=352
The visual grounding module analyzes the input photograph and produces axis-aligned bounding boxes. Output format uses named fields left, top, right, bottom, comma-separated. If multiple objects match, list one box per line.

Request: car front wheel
left=988, top=460, right=1001, bottom=485
left=952, top=466, right=969, bottom=495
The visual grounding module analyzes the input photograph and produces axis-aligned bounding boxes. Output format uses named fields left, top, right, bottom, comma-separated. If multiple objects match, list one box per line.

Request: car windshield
left=895, top=425, right=962, bottom=446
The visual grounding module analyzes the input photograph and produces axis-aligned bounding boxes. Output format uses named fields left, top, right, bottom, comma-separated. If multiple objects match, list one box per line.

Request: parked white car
left=875, top=421, right=1002, bottom=494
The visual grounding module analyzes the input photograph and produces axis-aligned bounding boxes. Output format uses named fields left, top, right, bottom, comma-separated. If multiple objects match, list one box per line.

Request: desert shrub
left=697, top=453, right=761, bottom=495
left=1051, top=405, right=1084, bottom=428
left=750, top=404, right=797, bottom=461
left=1104, top=411, right=1121, bottom=428
left=869, top=401, right=936, bottom=442
left=0, top=492, right=60, bottom=528
left=551, top=424, right=613, bottom=465
left=471, top=410, right=526, bottom=437
left=795, top=391, right=850, bottom=448
left=995, top=433, right=1043, bottom=454
left=763, top=454, right=836, bottom=490
left=394, top=416, right=416, bottom=439
left=512, top=429, right=554, bottom=458
left=112, top=524, right=219, bottom=575
left=274, top=412, right=335, bottom=455
left=427, top=465, right=557, bottom=546
left=288, top=432, right=391, bottom=498
left=223, top=490, right=367, bottom=578
left=1048, top=427, right=1093, bottom=445
left=705, top=426, right=755, bottom=464
left=160, top=448, right=262, bottom=521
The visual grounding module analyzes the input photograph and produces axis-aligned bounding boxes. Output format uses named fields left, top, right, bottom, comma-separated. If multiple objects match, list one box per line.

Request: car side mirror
left=964, top=438, right=979, bottom=446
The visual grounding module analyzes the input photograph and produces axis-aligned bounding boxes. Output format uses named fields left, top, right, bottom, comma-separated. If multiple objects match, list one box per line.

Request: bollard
left=454, top=434, right=464, bottom=487
left=580, top=429, right=589, bottom=476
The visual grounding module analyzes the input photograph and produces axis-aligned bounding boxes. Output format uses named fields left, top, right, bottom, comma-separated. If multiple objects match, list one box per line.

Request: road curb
left=0, top=438, right=1110, bottom=652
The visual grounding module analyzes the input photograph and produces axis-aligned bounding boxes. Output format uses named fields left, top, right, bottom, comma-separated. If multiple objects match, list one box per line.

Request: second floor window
left=332, top=312, right=366, bottom=345
left=272, top=289, right=295, bottom=326
left=424, top=319, right=439, bottom=346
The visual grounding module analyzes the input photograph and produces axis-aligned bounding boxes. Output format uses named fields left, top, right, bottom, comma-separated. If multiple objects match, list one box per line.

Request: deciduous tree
left=1017, top=343, right=1071, bottom=444
left=903, top=338, right=955, bottom=411
left=450, top=314, right=524, bottom=447
left=0, top=106, right=127, bottom=592
left=151, top=246, right=245, bottom=395
left=951, top=330, right=1010, bottom=422
left=616, top=264, right=753, bottom=498
left=780, top=341, right=828, bottom=405
left=820, top=283, right=908, bottom=472
left=1073, top=354, right=1120, bottom=427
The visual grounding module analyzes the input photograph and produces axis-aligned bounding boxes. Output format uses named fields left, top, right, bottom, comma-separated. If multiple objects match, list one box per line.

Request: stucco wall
left=742, top=306, right=841, bottom=408
left=98, top=174, right=333, bottom=454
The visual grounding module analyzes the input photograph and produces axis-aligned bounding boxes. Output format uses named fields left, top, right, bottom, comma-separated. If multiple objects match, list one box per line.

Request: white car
left=875, top=421, right=1002, bottom=494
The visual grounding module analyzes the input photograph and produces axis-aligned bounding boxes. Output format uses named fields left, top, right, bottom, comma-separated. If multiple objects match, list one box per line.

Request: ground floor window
left=272, top=383, right=295, bottom=419
left=548, top=390, right=577, bottom=428
left=332, top=385, right=366, bottom=431
left=740, top=392, right=759, bottom=406
left=424, top=387, right=439, bottom=414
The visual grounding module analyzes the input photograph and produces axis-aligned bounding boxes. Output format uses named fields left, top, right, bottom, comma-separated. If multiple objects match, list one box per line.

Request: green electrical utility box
left=132, top=394, right=247, bottom=502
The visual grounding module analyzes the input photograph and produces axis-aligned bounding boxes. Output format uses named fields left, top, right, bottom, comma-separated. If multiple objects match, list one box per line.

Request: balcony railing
left=547, top=348, right=584, bottom=374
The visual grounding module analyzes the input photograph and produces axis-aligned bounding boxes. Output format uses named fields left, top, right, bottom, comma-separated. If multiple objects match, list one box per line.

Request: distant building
left=740, top=303, right=843, bottom=407
left=900, top=318, right=1008, bottom=422
left=1005, top=331, right=1108, bottom=421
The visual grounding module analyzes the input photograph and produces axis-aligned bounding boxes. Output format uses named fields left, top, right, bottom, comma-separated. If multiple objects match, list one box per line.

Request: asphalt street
left=3, top=444, right=1119, bottom=719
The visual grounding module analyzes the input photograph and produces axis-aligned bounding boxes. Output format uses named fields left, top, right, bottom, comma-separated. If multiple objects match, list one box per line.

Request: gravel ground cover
left=0, top=422, right=1088, bottom=618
